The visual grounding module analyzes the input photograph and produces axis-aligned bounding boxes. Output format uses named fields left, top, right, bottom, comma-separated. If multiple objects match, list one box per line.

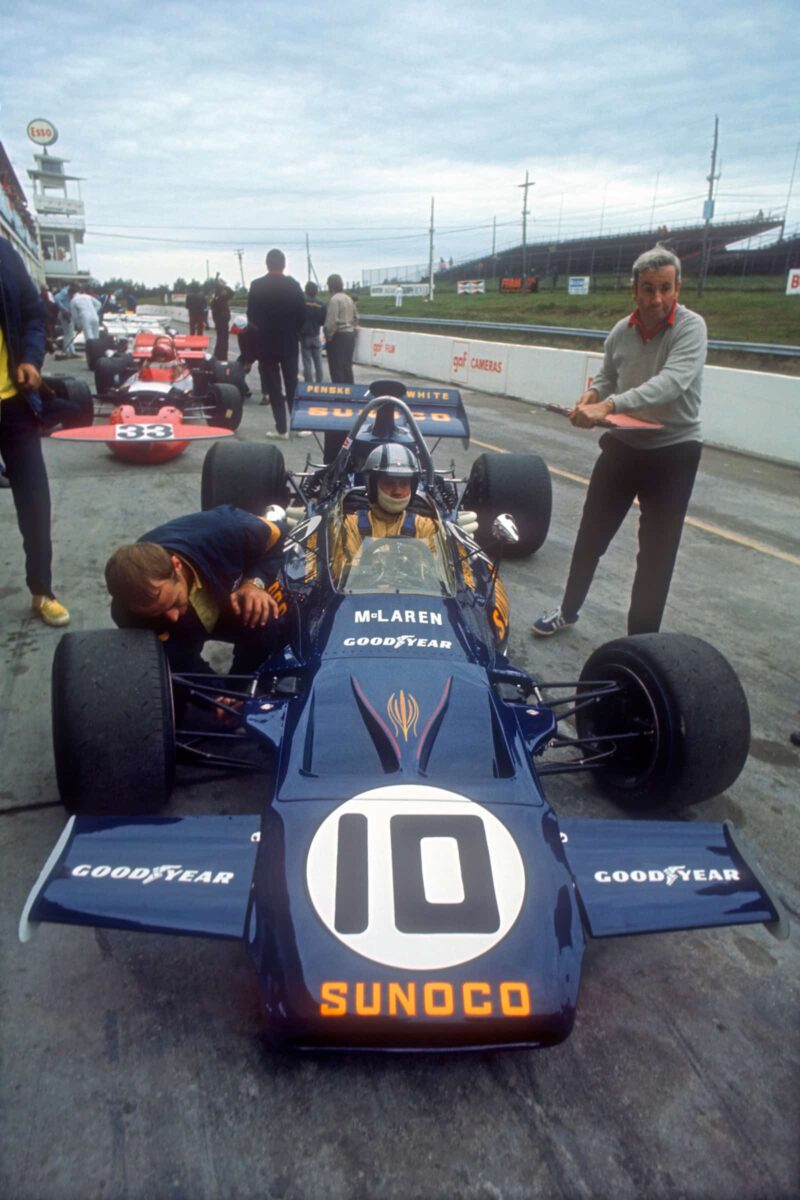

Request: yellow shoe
left=32, top=595, right=70, bottom=627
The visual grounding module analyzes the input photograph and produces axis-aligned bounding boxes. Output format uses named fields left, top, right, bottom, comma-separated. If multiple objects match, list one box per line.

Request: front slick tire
left=576, top=633, right=750, bottom=810
left=52, top=630, right=175, bottom=814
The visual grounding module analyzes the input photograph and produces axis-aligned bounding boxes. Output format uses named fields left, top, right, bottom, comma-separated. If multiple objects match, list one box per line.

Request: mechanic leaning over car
left=104, top=505, right=288, bottom=674
left=0, top=237, right=70, bottom=627
left=532, top=246, right=707, bottom=639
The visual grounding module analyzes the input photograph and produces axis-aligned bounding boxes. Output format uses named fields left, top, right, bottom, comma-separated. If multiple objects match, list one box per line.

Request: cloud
left=2, top=0, right=796, bottom=285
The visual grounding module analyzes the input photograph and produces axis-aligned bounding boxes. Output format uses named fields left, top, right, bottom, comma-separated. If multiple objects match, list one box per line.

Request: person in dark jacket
left=184, top=284, right=207, bottom=336
left=104, top=505, right=288, bottom=674
left=300, top=281, right=326, bottom=384
left=0, top=237, right=69, bottom=625
left=247, top=249, right=306, bottom=438
left=210, top=283, right=234, bottom=361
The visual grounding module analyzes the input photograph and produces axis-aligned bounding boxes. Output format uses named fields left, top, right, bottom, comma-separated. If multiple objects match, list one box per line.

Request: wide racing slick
left=20, top=381, right=788, bottom=1053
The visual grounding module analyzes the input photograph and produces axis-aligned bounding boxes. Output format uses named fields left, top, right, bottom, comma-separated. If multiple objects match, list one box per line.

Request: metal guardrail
left=358, top=314, right=800, bottom=358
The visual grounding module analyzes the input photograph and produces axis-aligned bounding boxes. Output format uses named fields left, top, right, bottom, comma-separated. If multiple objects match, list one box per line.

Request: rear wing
left=132, top=332, right=209, bottom=361
left=291, top=382, right=470, bottom=441
left=560, top=818, right=789, bottom=940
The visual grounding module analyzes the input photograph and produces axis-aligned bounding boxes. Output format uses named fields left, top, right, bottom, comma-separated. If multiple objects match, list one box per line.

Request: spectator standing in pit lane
left=185, top=283, right=207, bottom=337
left=0, top=237, right=70, bottom=625
left=324, top=274, right=357, bottom=384
left=300, top=282, right=325, bottom=384
left=210, top=282, right=234, bottom=360
left=532, top=247, right=706, bottom=639
left=247, top=249, right=306, bottom=440
left=53, top=283, right=78, bottom=357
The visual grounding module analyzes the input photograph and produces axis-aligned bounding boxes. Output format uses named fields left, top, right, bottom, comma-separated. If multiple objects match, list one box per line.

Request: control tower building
left=28, top=150, right=91, bottom=287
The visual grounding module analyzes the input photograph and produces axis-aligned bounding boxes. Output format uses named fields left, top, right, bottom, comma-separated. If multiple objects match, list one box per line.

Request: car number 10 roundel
left=305, top=784, right=526, bottom=971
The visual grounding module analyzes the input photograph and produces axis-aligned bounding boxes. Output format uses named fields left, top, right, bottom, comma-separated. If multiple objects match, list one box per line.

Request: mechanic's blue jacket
left=110, top=507, right=287, bottom=666
left=0, top=238, right=47, bottom=416
left=139, top=505, right=284, bottom=603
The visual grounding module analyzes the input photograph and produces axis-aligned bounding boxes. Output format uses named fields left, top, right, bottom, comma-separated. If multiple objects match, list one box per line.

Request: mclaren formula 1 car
left=21, top=380, right=787, bottom=1052
left=51, top=331, right=245, bottom=463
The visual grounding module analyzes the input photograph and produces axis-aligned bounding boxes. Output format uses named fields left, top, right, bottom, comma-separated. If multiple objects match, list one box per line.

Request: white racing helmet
left=363, top=443, right=420, bottom=513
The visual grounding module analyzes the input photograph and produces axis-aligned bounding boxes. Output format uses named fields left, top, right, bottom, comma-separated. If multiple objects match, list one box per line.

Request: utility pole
left=781, top=140, right=799, bottom=240
left=305, top=233, right=312, bottom=283
left=491, top=216, right=497, bottom=284
left=517, top=170, right=533, bottom=278
left=650, top=171, right=660, bottom=230
left=698, top=115, right=721, bottom=296
left=234, top=249, right=245, bottom=289
left=427, top=197, right=435, bottom=302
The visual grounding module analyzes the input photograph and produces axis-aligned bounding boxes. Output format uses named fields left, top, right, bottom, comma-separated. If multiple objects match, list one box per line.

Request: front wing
left=560, top=818, right=788, bottom=939
left=20, top=815, right=260, bottom=943
left=21, top=814, right=787, bottom=947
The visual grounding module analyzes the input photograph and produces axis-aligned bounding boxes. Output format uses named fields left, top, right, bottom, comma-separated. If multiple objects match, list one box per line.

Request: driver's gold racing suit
left=332, top=508, right=437, bottom=583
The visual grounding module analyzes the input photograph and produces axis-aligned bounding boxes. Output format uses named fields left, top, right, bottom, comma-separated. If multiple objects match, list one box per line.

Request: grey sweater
left=591, top=304, right=707, bottom=448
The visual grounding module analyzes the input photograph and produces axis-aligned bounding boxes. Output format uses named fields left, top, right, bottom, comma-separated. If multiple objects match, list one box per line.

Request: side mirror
left=492, top=514, right=519, bottom=546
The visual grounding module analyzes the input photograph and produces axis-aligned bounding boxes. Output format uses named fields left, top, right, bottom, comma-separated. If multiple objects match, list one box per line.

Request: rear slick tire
left=464, top=451, right=552, bottom=557
left=201, top=440, right=287, bottom=513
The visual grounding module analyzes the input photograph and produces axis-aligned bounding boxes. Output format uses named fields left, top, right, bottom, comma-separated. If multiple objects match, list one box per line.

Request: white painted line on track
left=471, top=436, right=800, bottom=568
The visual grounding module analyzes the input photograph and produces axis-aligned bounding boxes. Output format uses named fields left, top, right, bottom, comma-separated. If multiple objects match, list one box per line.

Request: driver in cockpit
left=340, top=443, right=438, bottom=564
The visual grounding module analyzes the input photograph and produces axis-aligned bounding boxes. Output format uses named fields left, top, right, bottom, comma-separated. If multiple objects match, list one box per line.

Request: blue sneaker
left=532, top=607, right=577, bottom=637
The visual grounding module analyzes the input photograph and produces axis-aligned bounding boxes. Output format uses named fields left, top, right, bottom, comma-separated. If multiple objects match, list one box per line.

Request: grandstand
left=436, top=213, right=788, bottom=284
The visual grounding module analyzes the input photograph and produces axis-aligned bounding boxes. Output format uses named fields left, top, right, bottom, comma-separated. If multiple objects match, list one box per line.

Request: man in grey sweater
left=533, top=247, right=706, bottom=637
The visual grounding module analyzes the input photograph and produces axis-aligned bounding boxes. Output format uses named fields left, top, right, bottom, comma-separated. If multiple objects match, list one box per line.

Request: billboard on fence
left=500, top=276, right=538, bottom=293
left=568, top=277, right=590, bottom=295
left=370, top=284, right=430, bottom=297
left=785, top=269, right=800, bottom=296
left=457, top=280, right=486, bottom=294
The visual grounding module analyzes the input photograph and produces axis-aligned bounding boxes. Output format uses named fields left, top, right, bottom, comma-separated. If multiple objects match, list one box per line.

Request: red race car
left=54, top=332, right=245, bottom=463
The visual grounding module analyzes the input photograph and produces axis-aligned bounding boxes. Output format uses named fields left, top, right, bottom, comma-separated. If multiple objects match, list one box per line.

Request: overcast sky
left=2, top=0, right=798, bottom=288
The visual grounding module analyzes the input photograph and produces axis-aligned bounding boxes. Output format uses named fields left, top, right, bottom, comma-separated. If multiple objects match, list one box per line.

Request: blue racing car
left=21, top=380, right=787, bottom=1052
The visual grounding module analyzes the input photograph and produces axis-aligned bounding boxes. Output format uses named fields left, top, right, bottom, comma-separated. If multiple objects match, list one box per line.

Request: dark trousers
left=327, top=332, right=355, bottom=383
left=258, top=353, right=298, bottom=435
left=562, top=434, right=702, bottom=635
left=213, top=322, right=229, bottom=361
left=189, top=315, right=205, bottom=336
left=111, top=601, right=284, bottom=676
left=0, top=394, right=52, bottom=596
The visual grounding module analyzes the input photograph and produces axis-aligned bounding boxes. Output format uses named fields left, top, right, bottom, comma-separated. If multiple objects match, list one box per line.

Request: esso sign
left=27, top=120, right=58, bottom=146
